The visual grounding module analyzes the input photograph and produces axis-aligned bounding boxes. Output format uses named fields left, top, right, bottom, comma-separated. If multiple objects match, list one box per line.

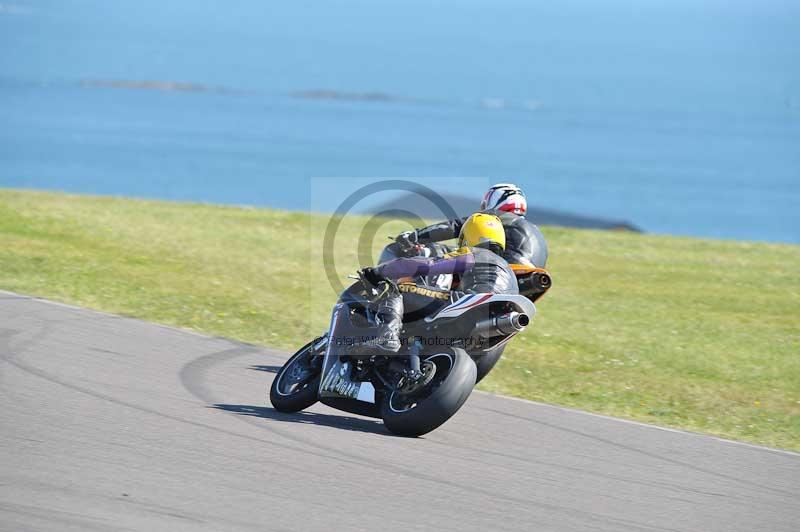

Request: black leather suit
left=415, top=210, right=548, bottom=267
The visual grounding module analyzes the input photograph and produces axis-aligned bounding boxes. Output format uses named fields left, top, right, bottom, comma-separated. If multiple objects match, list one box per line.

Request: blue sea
left=1, top=0, right=798, bottom=242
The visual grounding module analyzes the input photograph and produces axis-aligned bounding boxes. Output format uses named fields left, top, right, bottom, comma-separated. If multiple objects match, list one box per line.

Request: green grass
left=2, top=188, right=799, bottom=450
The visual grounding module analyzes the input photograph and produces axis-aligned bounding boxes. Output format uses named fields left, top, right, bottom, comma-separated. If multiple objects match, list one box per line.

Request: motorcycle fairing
left=317, top=303, right=377, bottom=404
left=427, top=293, right=536, bottom=321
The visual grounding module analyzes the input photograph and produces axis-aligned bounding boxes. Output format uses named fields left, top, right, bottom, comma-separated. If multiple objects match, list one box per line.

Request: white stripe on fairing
left=455, top=293, right=492, bottom=311
left=443, top=294, right=474, bottom=311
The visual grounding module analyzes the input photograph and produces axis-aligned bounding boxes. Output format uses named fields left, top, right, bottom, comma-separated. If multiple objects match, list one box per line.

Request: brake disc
left=397, top=360, right=436, bottom=396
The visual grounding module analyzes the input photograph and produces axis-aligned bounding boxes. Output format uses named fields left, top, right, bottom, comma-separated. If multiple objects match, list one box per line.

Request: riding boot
left=374, top=291, right=404, bottom=353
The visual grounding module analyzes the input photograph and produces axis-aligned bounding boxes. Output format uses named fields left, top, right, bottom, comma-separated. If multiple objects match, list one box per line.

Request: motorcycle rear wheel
left=269, top=341, right=321, bottom=413
left=473, top=344, right=505, bottom=384
left=381, top=347, right=476, bottom=437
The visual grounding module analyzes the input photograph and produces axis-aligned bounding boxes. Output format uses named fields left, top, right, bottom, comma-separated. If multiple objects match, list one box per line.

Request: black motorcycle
left=270, top=271, right=538, bottom=436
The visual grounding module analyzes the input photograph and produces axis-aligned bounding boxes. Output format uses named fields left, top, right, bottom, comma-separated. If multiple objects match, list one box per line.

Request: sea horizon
left=1, top=0, right=798, bottom=243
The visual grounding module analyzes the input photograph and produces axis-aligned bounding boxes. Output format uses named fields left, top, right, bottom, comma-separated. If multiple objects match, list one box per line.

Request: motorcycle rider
left=360, top=213, right=517, bottom=353
left=395, top=183, right=548, bottom=268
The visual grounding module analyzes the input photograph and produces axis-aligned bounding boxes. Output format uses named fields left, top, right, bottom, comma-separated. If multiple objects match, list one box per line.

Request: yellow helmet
left=458, top=213, right=506, bottom=251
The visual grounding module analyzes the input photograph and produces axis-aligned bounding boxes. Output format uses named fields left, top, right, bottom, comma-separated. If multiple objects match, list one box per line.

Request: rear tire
left=269, top=342, right=321, bottom=413
left=381, top=347, right=476, bottom=437
left=474, top=344, right=505, bottom=384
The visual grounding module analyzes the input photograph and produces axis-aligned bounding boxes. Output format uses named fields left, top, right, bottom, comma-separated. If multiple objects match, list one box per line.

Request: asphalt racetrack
left=1, top=291, right=798, bottom=532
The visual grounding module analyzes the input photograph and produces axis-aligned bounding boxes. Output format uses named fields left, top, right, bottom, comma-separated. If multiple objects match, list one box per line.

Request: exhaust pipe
left=535, top=272, right=551, bottom=289
left=474, top=312, right=530, bottom=338
left=518, top=272, right=551, bottom=294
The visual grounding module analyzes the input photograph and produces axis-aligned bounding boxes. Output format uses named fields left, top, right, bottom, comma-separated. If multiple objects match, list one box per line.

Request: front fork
left=307, top=334, right=328, bottom=370
left=407, top=337, right=422, bottom=377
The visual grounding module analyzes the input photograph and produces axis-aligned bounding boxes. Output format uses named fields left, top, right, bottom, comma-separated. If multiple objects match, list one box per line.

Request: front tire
left=381, top=347, right=476, bottom=437
left=269, top=341, right=321, bottom=413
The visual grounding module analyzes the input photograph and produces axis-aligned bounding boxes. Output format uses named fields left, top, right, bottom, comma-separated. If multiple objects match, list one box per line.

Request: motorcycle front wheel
left=381, top=347, right=476, bottom=437
left=269, top=341, right=321, bottom=413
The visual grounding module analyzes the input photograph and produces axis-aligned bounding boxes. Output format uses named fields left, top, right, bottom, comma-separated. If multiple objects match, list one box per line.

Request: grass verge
left=2, top=189, right=799, bottom=450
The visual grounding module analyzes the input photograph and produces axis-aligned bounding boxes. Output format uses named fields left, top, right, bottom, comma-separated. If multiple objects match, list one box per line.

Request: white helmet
left=481, top=183, right=527, bottom=215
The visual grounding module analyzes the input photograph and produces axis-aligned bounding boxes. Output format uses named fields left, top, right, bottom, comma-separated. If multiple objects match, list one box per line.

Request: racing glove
left=360, top=266, right=386, bottom=286
left=395, top=230, right=419, bottom=253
